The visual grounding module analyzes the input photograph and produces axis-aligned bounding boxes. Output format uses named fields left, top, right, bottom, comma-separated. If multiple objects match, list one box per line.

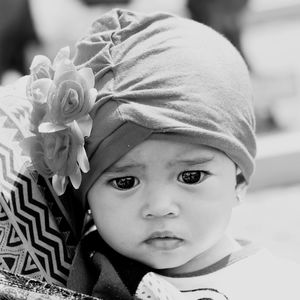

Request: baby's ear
left=235, top=168, right=248, bottom=204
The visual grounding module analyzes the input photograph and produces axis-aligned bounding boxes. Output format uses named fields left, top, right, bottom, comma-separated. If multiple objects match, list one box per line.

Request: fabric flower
left=47, top=61, right=97, bottom=125
left=23, top=135, right=54, bottom=178
left=30, top=55, right=53, bottom=79
left=43, top=128, right=79, bottom=176
left=27, top=78, right=52, bottom=133
left=22, top=47, right=97, bottom=195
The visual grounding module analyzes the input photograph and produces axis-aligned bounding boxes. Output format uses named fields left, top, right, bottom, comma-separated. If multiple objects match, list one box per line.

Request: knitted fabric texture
left=73, top=9, right=256, bottom=206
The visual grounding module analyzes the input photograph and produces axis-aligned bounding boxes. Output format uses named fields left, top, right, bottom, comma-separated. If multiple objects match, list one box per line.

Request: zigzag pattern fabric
left=0, top=80, right=77, bottom=286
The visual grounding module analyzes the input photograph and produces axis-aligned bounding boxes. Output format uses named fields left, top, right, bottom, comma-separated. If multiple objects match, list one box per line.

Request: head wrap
left=73, top=9, right=256, bottom=207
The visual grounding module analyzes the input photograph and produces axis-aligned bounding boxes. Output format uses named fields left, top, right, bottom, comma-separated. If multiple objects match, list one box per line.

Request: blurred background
left=0, top=0, right=300, bottom=263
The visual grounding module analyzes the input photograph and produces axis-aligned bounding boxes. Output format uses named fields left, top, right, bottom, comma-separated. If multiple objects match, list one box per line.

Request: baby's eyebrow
left=167, top=154, right=215, bottom=168
left=104, top=163, right=146, bottom=174
left=103, top=154, right=215, bottom=174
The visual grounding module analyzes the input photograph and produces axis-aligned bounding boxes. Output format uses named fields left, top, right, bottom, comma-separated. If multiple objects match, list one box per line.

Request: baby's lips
left=145, top=230, right=183, bottom=241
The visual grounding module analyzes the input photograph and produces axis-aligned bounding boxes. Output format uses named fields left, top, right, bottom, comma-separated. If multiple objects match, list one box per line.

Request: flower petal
left=69, top=165, right=82, bottom=189
left=52, top=174, right=68, bottom=196
left=39, top=122, right=67, bottom=133
left=54, top=61, right=76, bottom=83
left=19, top=136, right=36, bottom=156
left=89, top=88, right=98, bottom=106
left=77, top=115, right=93, bottom=137
left=70, top=120, right=84, bottom=144
left=53, top=47, right=70, bottom=70
left=30, top=55, right=51, bottom=72
left=30, top=78, right=53, bottom=103
left=78, top=68, right=95, bottom=90
left=77, top=146, right=90, bottom=173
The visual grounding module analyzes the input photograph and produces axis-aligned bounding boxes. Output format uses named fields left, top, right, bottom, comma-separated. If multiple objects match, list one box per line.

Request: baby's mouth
left=144, top=231, right=184, bottom=250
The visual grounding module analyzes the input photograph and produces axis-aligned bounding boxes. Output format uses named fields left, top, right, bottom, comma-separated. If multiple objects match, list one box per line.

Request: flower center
left=64, top=89, right=79, bottom=113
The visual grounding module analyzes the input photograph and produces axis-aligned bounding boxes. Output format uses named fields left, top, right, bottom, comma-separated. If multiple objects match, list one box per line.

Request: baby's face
left=88, top=139, right=238, bottom=274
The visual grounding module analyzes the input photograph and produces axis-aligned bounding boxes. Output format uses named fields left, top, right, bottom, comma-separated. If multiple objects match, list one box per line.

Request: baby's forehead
left=110, top=139, right=229, bottom=168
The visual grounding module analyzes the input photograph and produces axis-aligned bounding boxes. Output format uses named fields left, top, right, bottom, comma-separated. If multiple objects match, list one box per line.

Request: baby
left=25, top=8, right=299, bottom=300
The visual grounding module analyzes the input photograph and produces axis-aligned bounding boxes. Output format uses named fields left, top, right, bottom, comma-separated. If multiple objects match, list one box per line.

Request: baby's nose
left=141, top=189, right=180, bottom=219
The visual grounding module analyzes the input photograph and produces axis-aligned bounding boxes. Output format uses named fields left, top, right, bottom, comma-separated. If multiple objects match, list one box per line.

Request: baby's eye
left=109, top=176, right=139, bottom=190
left=178, top=170, right=208, bottom=185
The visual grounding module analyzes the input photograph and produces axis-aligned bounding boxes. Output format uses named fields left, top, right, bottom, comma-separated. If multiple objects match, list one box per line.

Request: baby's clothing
left=136, top=243, right=299, bottom=300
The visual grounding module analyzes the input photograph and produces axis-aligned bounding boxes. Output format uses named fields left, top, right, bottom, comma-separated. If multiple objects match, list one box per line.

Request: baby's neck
left=161, top=234, right=241, bottom=276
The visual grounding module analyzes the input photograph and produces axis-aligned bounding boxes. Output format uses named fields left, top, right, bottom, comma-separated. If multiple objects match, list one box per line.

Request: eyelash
left=178, top=170, right=210, bottom=185
left=108, top=170, right=210, bottom=190
left=109, top=176, right=139, bottom=190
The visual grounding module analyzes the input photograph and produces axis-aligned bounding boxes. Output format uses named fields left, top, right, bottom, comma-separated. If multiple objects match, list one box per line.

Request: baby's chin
left=137, top=256, right=190, bottom=274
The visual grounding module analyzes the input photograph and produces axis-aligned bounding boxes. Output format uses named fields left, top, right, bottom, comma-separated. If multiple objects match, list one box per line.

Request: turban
left=72, top=9, right=256, bottom=206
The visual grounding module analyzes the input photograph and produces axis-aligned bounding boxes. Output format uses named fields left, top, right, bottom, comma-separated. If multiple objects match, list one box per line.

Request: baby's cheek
left=101, top=227, right=136, bottom=257
left=96, top=217, right=128, bottom=243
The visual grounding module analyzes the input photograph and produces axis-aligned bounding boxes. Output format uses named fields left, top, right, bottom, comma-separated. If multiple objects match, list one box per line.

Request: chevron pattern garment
left=0, top=78, right=77, bottom=287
